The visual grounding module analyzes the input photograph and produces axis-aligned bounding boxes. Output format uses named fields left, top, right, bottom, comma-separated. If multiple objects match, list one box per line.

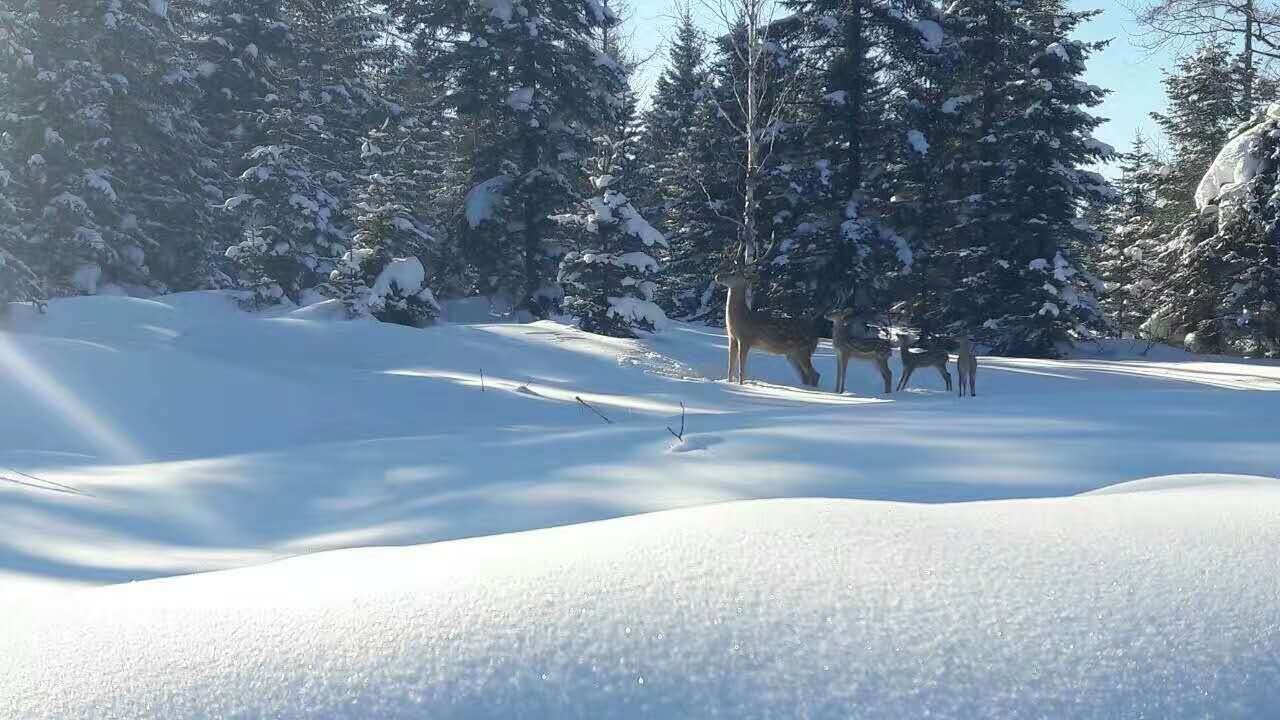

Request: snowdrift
left=4, top=477, right=1280, bottom=719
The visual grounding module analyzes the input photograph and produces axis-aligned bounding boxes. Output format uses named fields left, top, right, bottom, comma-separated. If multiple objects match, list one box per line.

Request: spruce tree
left=0, top=0, right=215, bottom=297
left=932, top=0, right=1111, bottom=356
left=643, top=8, right=737, bottom=319
left=558, top=134, right=668, bottom=336
left=393, top=0, right=624, bottom=317
left=330, top=120, right=441, bottom=326
left=1097, top=134, right=1161, bottom=336
left=1149, top=43, right=1243, bottom=218
left=770, top=0, right=936, bottom=320
left=1153, top=106, right=1280, bottom=355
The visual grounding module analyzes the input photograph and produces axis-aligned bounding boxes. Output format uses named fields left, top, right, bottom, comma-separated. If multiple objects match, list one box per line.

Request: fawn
left=825, top=309, right=893, bottom=394
left=956, top=335, right=977, bottom=397
left=895, top=333, right=952, bottom=392
left=714, top=267, right=820, bottom=387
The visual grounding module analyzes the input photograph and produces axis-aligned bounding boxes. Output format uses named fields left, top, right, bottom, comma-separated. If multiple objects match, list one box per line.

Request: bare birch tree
left=698, top=0, right=797, bottom=267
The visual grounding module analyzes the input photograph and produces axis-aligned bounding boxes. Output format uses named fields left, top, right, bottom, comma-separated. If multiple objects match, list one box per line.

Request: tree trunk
left=1244, top=0, right=1255, bottom=115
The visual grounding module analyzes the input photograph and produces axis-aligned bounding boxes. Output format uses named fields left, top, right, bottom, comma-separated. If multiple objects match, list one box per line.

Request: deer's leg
left=896, top=364, right=913, bottom=391
left=727, top=337, right=738, bottom=382
left=803, top=354, right=820, bottom=388
left=835, top=354, right=848, bottom=393
left=957, top=363, right=966, bottom=397
left=737, top=342, right=750, bottom=384
left=969, top=361, right=977, bottom=396
left=937, top=362, right=952, bottom=392
left=877, top=357, right=892, bottom=394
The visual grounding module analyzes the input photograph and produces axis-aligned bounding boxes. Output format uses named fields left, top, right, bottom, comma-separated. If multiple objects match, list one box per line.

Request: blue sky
left=625, top=0, right=1180, bottom=176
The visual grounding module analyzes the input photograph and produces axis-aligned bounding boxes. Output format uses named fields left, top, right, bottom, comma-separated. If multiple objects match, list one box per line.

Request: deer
left=714, top=253, right=820, bottom=388
left=825, top=308, right=893, bottom=394
left=895, top=333, right=952, bottom=392
left=956, top=335, right=977, bottom=397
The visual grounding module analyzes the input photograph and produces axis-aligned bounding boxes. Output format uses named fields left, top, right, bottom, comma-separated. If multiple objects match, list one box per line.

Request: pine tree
left=1096, top=134, right=1161, bottom=336
left=393, top=0, right=624, bottom=317
left=0, top=160, right=43, bottom=306
left=643, top=8, right=737, bottom=319
left=1153, top=106, right=1280, bottom=355
left=557, top=134, right=668, bottom=336
left=769, top=0, right=935, bottom=321
left=1150, top=43, right=1243, bottom=218
left=930, top=0, right=1112, bottom=356
left=329, top=120, right=441, bottom=326
left=217, top=0, right=390, bottom=306
left=0, top=0, right=216, bottom=297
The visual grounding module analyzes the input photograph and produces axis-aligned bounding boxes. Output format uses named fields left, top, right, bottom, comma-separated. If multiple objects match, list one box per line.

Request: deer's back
left=740, top=311, right=817, bottom=354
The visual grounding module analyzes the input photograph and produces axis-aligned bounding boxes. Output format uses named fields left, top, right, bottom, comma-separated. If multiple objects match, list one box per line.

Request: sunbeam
left=0, top=332, right=145, bottom=464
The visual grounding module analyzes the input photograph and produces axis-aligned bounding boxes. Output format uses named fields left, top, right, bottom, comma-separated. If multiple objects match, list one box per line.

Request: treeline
left=0, top=0, right=1148, bottom=357
left=1093, top=41, right=1280, bottom=357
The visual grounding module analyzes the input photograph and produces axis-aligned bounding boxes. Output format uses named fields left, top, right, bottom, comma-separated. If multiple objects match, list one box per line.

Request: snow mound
left=5, top=490, right=1280, bottom=719
left=1084, top=473, right=1278, bottom=495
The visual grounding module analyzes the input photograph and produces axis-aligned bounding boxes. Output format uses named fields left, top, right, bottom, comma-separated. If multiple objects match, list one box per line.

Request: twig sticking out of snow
left=667, top=402, right=686, bottom=441
left=480, top=368, right=485, bottom=392
left=575, top=396, right=613, bottom=424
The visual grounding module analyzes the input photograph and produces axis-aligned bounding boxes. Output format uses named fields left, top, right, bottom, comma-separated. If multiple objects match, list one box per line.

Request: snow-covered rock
left=1194, top=103, right=1280, bottom=210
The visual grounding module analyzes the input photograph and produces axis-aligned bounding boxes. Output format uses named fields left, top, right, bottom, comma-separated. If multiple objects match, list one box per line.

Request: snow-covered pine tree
left=1096, top=133, right=1161, bottom=337
left=643, top=8, right=738, bottom=319
left=329, top=120, right=441, bottom=326
left=934, top=0, right=1112, bottom=356
left=1151, top=105, right=1280, bottom=355
left=770, top=0, right=935, bottom=321
left=0, top=159, right=43, bottom=306
left=1149, top=43, right=1247, bottom=220
left=393, top=0, right=623, bottom=317
left=557, top=133, right=668, bottom=337
left=219, top=0, right=389, bottom=306
left=0, top=0, right=215, bottom=297
left=641, top=3, right=708, bottom=218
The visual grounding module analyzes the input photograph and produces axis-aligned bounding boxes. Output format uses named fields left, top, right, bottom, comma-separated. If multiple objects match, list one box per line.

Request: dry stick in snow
left=576, top=396, right=614, bottom=424
left=2, top=467, right=93, bottom=497
left=667, top=401, right=686, bottom=441
left=480, top=368, right=486, bottom=392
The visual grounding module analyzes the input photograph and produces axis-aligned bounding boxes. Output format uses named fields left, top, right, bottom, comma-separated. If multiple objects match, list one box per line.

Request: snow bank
left=5, top=484, right=1280, bottom=719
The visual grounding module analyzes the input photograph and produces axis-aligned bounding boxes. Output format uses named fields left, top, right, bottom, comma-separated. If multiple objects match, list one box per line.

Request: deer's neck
left=831, top=321, right=849, bottom=346
left=725, top=286, right=751, bottom=330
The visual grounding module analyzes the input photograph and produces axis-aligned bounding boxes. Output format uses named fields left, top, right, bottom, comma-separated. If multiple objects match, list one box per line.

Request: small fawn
left=895, top=333, right=952, bottom=392
left=825, top=309, right=893, bottom=394
left=956, top=335, right=977, bottom=397
left=714, top=267, right=820, bottom=387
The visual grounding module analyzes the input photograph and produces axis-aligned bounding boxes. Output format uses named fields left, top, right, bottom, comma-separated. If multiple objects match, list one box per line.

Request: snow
left=941, top=95, right=974, bottom=114
left=1045, top=42, right=1071, bottom=62
left=3, top=296, right=1280, bottom=715
left=906, top=129, right=929, bottom=155
left=464, top=175, right=509, bottom=228
left=367, top=257, right=433, bottom=311
left=914, top=19, right=943, bottom=51
left=149, top=0, right=168, bottom=18
left=1194, top=107, right=1280, bottom=209
left=507, top=86, right=534, bottom=112
left=5, top=474, right=1280, bottom=718
left=607, top=296, right=668, bottom=328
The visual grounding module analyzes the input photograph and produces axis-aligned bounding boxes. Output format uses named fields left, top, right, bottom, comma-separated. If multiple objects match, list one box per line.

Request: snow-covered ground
left=2, top=293, right=1279, bottom=717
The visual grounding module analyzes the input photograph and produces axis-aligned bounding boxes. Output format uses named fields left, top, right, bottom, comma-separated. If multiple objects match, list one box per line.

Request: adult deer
left=714, top=254, right=820, bottom=387
left=825, top=308, right=893, bottom=394
left=956, top=335, right=978, bottom=397
left=895, top=333, right=952, bottom=392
